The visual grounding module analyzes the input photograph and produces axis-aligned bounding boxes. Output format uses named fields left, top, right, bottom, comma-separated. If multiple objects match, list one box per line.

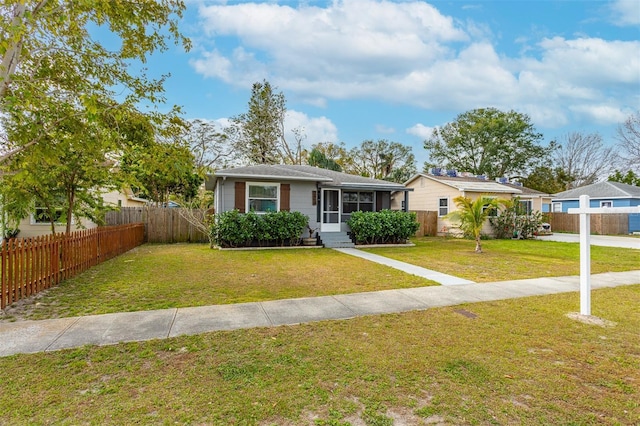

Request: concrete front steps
left=319, top=231, right=355, bottom=248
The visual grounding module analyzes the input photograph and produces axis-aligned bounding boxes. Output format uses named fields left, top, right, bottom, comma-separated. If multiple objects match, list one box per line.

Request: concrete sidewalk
left=1, top=270, right=638, bottom=357
left=334, top=248, right=475, bottom=285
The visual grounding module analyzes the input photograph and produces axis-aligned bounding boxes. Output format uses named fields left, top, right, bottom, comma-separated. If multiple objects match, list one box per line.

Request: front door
left=321, top=189, right=341, bottom=232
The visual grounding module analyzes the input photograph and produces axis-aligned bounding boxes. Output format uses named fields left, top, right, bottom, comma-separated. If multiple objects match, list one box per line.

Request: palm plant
left=447, top=195, right=501, bottom=253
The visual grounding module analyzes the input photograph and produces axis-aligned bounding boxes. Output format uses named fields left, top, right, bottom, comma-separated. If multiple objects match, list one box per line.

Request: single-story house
left=552, top=181, right=640, bottom=233
left=394, top=170, right=552, bottom=236
left=206, top=165, right=412, bottom=247
left=1, top=188, right=148, bottom=239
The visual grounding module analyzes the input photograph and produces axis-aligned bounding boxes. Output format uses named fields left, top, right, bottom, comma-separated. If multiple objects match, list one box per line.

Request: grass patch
left=2, top=244, right=432, bottom=320
left=0, top=285, right=638, bottom=424
left=3, top=238, right=638, bottom=321
left=363, top=237, right=640, bottom=282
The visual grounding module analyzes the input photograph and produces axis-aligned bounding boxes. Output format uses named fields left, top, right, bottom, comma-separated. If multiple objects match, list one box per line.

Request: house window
left=247, top=182, right=279, bottom=213
left=482, top=197, right=498, bottom=217
left=438, top=198, right=448, bottom=217
left=600, top=200, right=613, bottom=208
left=519, top=200, right=533, bottom=215
left=342, top=191, right=374, bottom=214
left=552, top=202, right=562, bottom=212
left=33, top=206, right=65, bottom=225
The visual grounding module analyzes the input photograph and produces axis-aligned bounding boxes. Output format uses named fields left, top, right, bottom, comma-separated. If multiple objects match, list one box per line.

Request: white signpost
left=567, top=195, right=640, bottom=316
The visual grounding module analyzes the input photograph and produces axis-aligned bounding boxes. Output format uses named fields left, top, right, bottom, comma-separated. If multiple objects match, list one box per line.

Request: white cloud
left=195, top=0, right=467, bottom=96
left=284, top=110, right=339, bottom=147
left=189, top=47, right=266, bottom=86
left=608, top=0, right=640, bottom=26
left=190, top=0, right=640, bottom=129
left=568, top=104, right=630, bottom=125
left=407, top=123, right=436, bottom=139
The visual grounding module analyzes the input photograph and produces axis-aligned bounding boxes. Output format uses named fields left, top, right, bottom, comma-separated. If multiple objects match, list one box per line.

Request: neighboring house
left=206, top=165, right=412, bottom=247
left=551, top=181, right=640, bottom=233
left=394, top=170, right=551, bottom=236
left=5, top=187, right=147, bottom=239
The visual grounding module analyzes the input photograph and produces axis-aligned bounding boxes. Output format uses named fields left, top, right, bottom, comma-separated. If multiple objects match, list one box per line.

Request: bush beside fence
left=1, top=224, right=145, bottom=309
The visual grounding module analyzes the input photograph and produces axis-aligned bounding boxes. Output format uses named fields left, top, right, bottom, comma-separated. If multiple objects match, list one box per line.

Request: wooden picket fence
left=0, top=224, right=145, bottom=309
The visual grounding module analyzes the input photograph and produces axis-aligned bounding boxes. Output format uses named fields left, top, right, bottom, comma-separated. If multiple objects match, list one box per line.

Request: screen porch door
left=321, top=189, right=341, bottom=232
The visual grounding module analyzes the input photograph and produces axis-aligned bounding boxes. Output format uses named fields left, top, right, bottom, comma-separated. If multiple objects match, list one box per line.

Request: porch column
left=404, top=191, right=409, bottom=212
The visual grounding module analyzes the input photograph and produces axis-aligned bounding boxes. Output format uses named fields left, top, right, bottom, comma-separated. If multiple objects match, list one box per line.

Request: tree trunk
left=475, top=237, right=482, bottom=253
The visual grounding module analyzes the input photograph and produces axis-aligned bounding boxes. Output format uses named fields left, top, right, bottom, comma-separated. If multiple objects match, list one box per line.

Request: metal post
left=579, top=195, right=591, bottom=315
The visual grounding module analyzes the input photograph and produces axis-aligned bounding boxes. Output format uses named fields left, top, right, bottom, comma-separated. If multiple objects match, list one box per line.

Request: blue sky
left=143, top=0, right=639, bottom=166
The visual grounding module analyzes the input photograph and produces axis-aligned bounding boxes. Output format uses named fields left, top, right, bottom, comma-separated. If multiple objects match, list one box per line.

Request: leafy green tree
left=522, top=166, right=574, bottom=194
left=0, top=1, right=189, bottom=164
left=308, top=148, right=342, bottom=171
left=121, top=140, right=202, bottom=205
left=447, top=196, right=501, bottom=253
left=2, top=100, right=130, bottom=234
left=308, top=142, right=352, bottom=170
left=0, top=181, right=31, bottom=239
left=227, top=80, right=303, bottom=165
left=424, top=108, right=552, bottom=179
left=608, top=170, right=640, bottom=186
left=348, top=139, right=416, bottom=183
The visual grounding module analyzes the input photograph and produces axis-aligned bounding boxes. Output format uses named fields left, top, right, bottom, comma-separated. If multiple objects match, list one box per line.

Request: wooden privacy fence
left=105, top=207, right=210, bottom=243
left=412, top=210, right=438, bottom=237
left=549, top=212, right=629, bottom=235
left=1, top=224, right=145, bottom=309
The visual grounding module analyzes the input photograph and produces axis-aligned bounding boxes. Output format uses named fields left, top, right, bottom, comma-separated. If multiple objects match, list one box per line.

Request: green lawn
left=1, top=244, right=433, bottom=321
left=2, top=237, right=638, bottom=321
left=364, top=237, right=640, bottom=282
left=1, top=285, right=638, bottom=425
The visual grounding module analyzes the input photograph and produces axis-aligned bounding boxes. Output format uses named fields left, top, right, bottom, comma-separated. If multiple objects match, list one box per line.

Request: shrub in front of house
left=489, top=199, right=544, bottom=239
left=347, top=210, right=419, bottom=245
left=210, top=210, right=308, bottom=248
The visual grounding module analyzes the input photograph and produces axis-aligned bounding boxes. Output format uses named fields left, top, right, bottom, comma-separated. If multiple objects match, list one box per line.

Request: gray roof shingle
left=553, top=181, right=640, bottom=200
left=212, top=165, right=408, bottom=190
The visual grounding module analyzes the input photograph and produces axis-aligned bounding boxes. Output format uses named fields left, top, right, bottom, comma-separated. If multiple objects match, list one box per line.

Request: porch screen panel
left=323, top=190, right=339, bottom=223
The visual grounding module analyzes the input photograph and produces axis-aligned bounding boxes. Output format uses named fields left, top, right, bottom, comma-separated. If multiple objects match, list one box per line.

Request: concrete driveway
left=537, top=233, right=640, bottom=249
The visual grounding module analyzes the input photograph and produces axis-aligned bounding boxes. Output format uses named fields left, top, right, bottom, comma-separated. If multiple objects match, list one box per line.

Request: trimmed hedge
left=347, top=210, right=419, bottom=245
left=210, top=210, right=309, bottom=248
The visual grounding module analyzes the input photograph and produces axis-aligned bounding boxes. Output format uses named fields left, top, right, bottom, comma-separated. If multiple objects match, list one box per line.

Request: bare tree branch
left=555, top=132, right=616, bottom=189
